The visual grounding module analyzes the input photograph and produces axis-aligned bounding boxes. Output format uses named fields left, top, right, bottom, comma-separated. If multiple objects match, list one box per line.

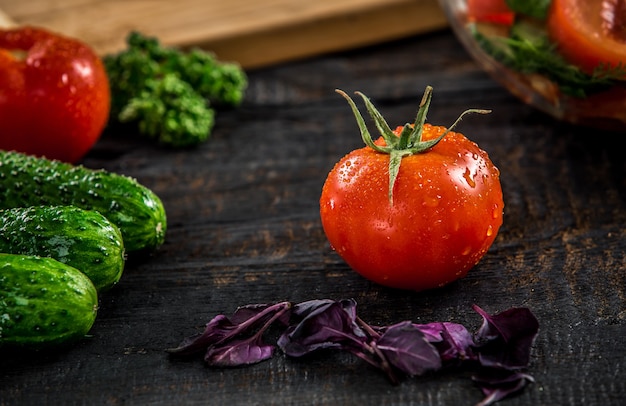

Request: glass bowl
left=438, top=0, right=626, bottom=131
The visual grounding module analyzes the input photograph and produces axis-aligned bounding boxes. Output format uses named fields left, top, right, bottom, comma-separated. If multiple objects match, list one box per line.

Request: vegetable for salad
left=117, top=73, right=215, bottom=148
left=0, top=205, right=125, bottom=292
left=168, top=298, right=539, bottom=406
left=470, top=0, right=626, bottom=97
left=0, top=150, right=166, bottom=253
left=547, top=0, right=626, bottom=77
left=0, top=26, right=110, bottom=163
left=319, top=87, right=503, bottom=292
left=0, top=253, right=98, bottom=349
left=104, top=31, right=247, bottom=147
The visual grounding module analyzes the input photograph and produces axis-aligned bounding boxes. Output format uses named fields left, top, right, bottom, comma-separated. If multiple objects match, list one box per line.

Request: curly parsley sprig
left=104, top=32, right=247, bottom=148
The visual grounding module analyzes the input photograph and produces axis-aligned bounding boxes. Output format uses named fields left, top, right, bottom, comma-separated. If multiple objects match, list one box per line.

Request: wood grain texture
left=0, top=0, right=447, bottom=68
left=1, top=29, right=625, bottom=405
left=0, top=7, right=14, bottom=28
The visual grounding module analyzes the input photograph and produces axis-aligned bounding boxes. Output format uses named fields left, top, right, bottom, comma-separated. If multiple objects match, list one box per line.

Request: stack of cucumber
left=0, top=150, right=167, bottom=349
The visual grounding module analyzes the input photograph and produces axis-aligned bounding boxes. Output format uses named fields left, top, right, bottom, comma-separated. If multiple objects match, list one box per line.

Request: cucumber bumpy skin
left=0, top=206, right=125, bottom=292
left=0, top=150, right=166, bottom=253
left=0, top=253, right=98, bottom=349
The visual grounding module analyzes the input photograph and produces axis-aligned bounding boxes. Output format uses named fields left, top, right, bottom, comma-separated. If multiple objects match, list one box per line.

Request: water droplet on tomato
left=372, top=219, right=389, bottom=231
left=461, top=246, right=472, bottom=256
left=486, top=225, right=494, bottom=237
left=423, top=195, right=440, bottom=208
left=491, top=204, right=500, bottom=219
left=463, top=167, right=476, bottom=188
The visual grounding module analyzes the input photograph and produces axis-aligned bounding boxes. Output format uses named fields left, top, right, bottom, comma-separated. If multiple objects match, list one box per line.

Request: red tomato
left=320, top=89, right=503, bottom=292
left=547, top=0, right=626, bottom=76
left=467, top=0, right=515, bottom=25
left=0, top=26, right=110, bottom=163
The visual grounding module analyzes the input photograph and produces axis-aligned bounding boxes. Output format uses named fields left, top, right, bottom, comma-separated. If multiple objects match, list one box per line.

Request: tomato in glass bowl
left=439, top=0, right=626, bottom=131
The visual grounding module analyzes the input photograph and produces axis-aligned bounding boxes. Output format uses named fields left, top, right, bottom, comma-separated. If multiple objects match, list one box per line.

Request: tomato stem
left=336, top=87, right=491, bottom=205
left=335, top=89, right=391, bottom=154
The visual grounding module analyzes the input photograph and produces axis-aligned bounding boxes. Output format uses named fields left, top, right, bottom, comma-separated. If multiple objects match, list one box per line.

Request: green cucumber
left=0, top=150, right=166, bottom=253
left=0, top=206, right=125, bottom=292
left=0, top=253, right=98, bottom=349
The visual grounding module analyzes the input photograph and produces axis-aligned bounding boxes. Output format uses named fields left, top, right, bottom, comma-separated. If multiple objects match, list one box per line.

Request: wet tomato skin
left=0, top=26, right=110, bottom=163
left=320, top=124, right=504, bottom=292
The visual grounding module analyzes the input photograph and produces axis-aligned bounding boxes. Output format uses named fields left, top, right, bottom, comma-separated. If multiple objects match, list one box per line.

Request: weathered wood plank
left=0, top=0, right=447, bottom=68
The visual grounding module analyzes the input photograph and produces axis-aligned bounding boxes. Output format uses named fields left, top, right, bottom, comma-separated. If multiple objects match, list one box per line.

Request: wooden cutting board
left=0, top=0, right=447, bottom=68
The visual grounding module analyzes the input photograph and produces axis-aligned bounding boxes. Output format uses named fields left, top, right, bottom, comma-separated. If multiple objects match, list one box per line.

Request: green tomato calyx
left=336, top=86, right=490, bottom=204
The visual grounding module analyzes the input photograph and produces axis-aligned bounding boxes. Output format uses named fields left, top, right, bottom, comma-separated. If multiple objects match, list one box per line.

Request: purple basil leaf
left=472, top=305, right=539, bottom=369
left=376, top=321, right=442, bottom=376
left=230, top=302, right=292, bottom=327
left=416, top=322, right=476, bottom=363
left=290, top=299, right=335, bottom=315
left=167, top=314, right=236, bottom=355
left=411, top=322, right=447, bottom=342
left=168, top=302, right=291, bottom=357
left=290, top=299, right=357, bottom=320
left=278, top=299, right=367, bottom=357
left=473, top=305, right=538, bottom=342
left=230, top=303, right=274, bottom=324
left=205, top=335, right=275, bottom=367
left=473, top=368, right=535, bottom=406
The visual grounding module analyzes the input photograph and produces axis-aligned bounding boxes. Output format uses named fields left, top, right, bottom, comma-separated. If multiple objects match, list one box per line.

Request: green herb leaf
left=505, top=0, right=551, bottom=19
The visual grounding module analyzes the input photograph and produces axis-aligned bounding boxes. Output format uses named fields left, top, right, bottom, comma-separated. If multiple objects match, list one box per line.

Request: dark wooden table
left=1, top=28, right=625, bottom=406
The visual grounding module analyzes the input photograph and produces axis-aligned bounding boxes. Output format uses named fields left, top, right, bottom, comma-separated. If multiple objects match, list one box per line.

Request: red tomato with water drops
left=320, top=87, right=503, bottom=292
left=0, top=26, right=110, bottom=163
